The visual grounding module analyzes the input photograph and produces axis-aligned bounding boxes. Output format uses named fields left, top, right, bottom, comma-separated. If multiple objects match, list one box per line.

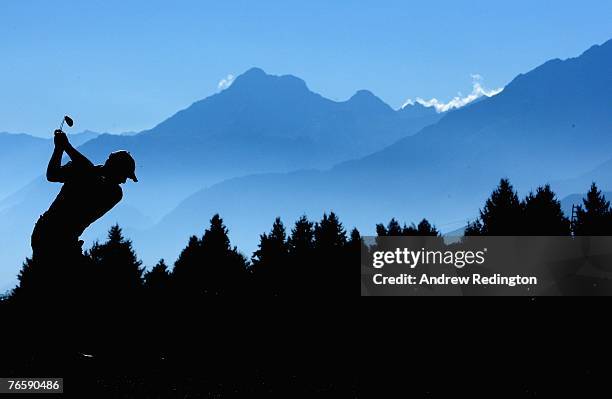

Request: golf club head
left=64, top=115, right=74, bottom=127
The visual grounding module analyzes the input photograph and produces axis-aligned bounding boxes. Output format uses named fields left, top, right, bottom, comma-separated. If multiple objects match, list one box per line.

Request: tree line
left=4, top=179, right=612, bottom=301
left=464, top=179, right=612, bottom=236
left=8, top=213, right=359, bottom=302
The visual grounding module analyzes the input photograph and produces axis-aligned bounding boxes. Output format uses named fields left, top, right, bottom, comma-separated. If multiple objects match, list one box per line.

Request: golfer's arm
left=46, top=147, right=64, bottom=182
left=64, top=143, right=94, bottom=168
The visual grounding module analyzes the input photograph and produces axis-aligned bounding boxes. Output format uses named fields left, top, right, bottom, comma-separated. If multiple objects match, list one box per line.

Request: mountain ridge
left=135, top=38, right=612, bottom=266
left=0, top=67, right=445, bottom=285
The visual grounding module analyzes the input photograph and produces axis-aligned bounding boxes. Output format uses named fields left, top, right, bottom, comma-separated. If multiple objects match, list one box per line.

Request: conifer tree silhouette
left=314, top=212, right=347, bottom=250
left=404, top=219, right=440, bottom=236
left=464, top=219, right=483, bottom=236
left=406, top=219, right=443, bottom=254
left=144, top=259, right=171, bottom=292
left=522, top=185, right=571, bottom=235
left=173, top=214, right=248, bottom=296
left=13, top=249, right=93, bottom=305
left=573, top=183, right=612, bottom=235
left=288, top=215, right=315, bottom=258
left=347, top=227, right=364, bottom=273
left=314, top=212, right=347, bottom=295
left=251, top=217, right=289, bottom=295
left=347, top=228, right=363, bottom=254
left=200, top=214, right=249, bottom=295
left=376, top=218, right=403, bottom=236
left=287, top=215, right=315, bottom=293
left=88, top=224, right=144, bottom=302
left=375, top=218, right=403, bottom=249
left=16, top=177, right=612, bottom=304
left=478, top=178, right=522, bottom=235
left=143, top=259, right=171, bottom=309
left=173, top=235, right=201, bottom=293
left=375, top=218, right=440, bottom=256
left=376, top=218, right=439, bottom=237
left=11, top=258, right=40, bottom=302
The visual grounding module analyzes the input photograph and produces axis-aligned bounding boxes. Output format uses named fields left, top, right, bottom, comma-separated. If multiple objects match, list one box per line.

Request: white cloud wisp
left=402, top=75, right=503, bottom=113
left=218, top=74, right=235, bottom=90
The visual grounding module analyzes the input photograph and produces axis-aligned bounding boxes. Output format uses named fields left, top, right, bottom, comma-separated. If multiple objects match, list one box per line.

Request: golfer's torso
left=43, top=177, right=122, bottom=238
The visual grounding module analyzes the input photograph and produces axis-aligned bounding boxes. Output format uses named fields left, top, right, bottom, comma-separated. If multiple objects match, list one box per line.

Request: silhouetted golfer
left=31, top=130, right=137, bottom=259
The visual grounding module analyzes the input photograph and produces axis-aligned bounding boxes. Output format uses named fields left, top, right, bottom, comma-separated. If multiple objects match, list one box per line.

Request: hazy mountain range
left=0, top=131, right=99, bottom=199
left=140, top=39, right=612, bottom=265
left=73, top=68, right=443, bottom=219
left=0, top=69, right=444, bottom=286
left=0, top=38, right=611, bottom=288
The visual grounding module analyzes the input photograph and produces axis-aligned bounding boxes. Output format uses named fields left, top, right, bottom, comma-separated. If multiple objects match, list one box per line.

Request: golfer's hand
left=54, top=130, right=69, bottom=149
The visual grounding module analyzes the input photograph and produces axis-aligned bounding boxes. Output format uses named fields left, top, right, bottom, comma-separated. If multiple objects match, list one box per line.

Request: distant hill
left=0, top=68, right=443, bottom=285
left=2, top=38, right=611, bottom=283
left=72, top=67, right=443, bottom=219
left=0, top=131, right=100, bottom=200
left=69, top=130, right=102, bottom=146
left=552, top=155, right=612, bottom=196
left=136, top=39, right=612, bottom=265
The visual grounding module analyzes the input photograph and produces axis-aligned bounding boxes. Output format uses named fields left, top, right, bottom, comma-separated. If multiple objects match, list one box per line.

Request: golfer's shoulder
left=73, top=159, right=95, bottom=171
left=103, top=183, right=123, bottom=204
left=111, top=184, right=123, bottom=202
left=64, top=160, right=96, bottom=178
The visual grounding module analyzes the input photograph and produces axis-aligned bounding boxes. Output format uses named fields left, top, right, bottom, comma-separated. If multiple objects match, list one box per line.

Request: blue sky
left=1, top=0, right=611, bottom=136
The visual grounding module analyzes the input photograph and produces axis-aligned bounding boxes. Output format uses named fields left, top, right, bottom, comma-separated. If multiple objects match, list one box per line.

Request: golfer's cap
left=110, top=150, right=138, bottom=182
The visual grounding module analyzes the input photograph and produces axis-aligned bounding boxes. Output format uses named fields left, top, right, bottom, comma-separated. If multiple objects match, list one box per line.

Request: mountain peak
left=242, top=67, right=267, bottom=78
left=229, top=67, right=308, bottom=93
left=346, top=89, right=392, bottom=112
left=351, top=89, right=376, bottom=98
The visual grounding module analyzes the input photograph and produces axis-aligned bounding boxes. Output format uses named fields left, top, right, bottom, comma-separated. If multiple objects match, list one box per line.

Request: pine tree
left=314, top=212, right=347, bottom=250
left=145, top=259, right=171, bottom=292
left=464, top=219, right=483, bottom=236
left=173, top=235, right=201, bottom=292
left=522, top=185, right=571, bottom=235
left=347, top=228, right=362, bottom=252
left=376, top=218, right=403, bottom=236
left=88, top=224, right=144, bottom=300
left=288, top=215, right=315, bottom=257
left=173, top=214, right=248, bottom=296
left=347, top=228, right=365, bottom=268
left=12, top=254, right=94, bottom=306
left=574, top=183, right=612, bottom=235
left=202, top=214, right=249, bottom=295
left=417, top=219, right=439, bottom=236
left=252, top=218, right=288, bottom=267
left=11, top=258, right=39, bottom=301
left=285, top=215, right=315, bottom=294
left=251, top=218, right=289, bottom=295
left=403, top=219, right=440, bottom=236
left=314, top=212, right=347, bottom=295
left=479, top=178, right=522, bottom=235
left=377, top=218, right=438, bottom=237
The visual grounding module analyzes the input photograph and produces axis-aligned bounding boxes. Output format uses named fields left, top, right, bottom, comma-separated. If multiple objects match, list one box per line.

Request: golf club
left=59, top=115, right=74, bottom=131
